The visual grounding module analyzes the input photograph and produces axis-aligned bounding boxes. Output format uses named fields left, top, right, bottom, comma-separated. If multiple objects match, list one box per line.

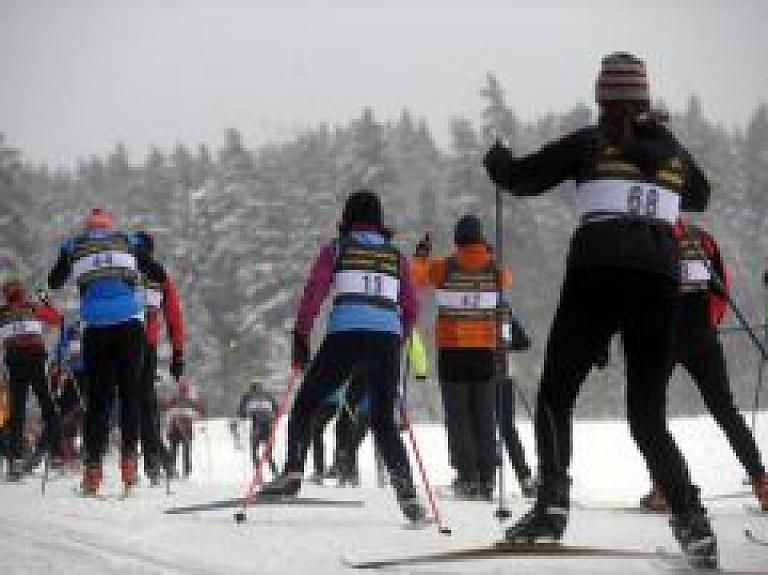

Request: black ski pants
left=437, top=348, right=498, bottom=484
left=496, top=377, right=532, bottom=483
left=310, top=402, right=337, bottom=474
left=334, top=377, right=370, bottom=477
left=675, top=328, right=765, bottom=480
left=284, top=331, right=417, bottom=495
left=167, top=429, right=192, bottom=477
left=5, top=348, right=58, bottom=461
left=251, top=419, right=278, bottom=474
left=82, top=320, right=145, bottom=466
left=535, top=267, right=701, bottom=517
left=137, top=346, right=170, bottom=474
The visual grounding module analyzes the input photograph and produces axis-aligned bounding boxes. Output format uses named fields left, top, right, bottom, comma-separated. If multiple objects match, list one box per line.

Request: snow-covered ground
left=2, top=413, right=768, bottom=574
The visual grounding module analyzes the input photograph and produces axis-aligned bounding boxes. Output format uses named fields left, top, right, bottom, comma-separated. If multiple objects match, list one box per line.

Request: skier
left=483, top=53, right=717, bottom=567
left=237, top=380, right=278, bottom=475
left=47, top=207, right=164, bottom=494
left=48, top=316, right=87, bottom=469
left=164, top=377, right=205, bottom=478
left=0, top=375, right=8, bottom=464
left=260, top=189, right=427, bottom=522
left=639, top=219, right=768, bottom=512
left=0, top=277, right=62, bottom=480
left=411, top=215, right=518, bottom=500
left=135, top=230, right=185, bottom=485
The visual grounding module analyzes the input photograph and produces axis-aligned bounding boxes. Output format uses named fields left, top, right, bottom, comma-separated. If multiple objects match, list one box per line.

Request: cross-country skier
left=483, top=52, right=718, bottom=568
left=0, top=277, right=62, bottom=480
left=639, top=219, right=768, bottom=512
left=412, top=215, right=522, bottom=500
left=163, top=376, right=205, bottom=478
left=260, top=190, right=427, bottom=523
left=134, top=230, right=185, bottom=485
left=48, top=207, right=164, bottom=494
left=238, top=380, right=278, bottom=475
left=49, top=320, right=87, bottom=470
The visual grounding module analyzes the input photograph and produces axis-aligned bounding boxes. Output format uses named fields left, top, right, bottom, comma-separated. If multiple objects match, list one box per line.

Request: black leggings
left=82, top=320, right=145, bottom=465
left=535, top=267, right=700, bottom=516
left=5, top=349, right=58, bottom=460
left=284, top=331, right=416, bottom=493
left=137, top=346, right=169, bottom=472
left=676, top=329, right=765, bottom=480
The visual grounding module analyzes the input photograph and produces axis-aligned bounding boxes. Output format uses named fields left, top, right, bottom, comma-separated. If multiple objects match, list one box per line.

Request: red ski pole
left=234, top=367, right=301, bottom=523
left=398, top=401, right=451, bottom=535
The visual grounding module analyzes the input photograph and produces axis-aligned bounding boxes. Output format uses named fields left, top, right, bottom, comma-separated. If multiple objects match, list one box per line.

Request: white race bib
left=335, top=270, right=399, bottom=302
left=0, top=319, right=44, bottom=341
left=573, top=179, right=680, bottom=224
left=436, top=290, right=498, bottom=310
left=72, top=250, right=138, bottom=281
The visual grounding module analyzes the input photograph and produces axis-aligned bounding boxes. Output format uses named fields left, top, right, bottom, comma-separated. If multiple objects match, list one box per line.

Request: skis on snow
left=341, top=539, right=672, bottom=569
left=165, top=494, right=364, bottom=515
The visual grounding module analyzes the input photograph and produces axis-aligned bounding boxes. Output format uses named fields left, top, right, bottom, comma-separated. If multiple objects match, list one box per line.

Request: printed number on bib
left=627, top=185, right=659, bottom=217
left=363, top=274, right=383, bottom=296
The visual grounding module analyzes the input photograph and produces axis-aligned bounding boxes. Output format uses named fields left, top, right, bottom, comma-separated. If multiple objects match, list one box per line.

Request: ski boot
left=121, top=458, right=138, bottom=493
left=670, top=509, right=718, bottom=569
left=259, top=471, right=302, bottom=496
left=396, top=488, right=428, bottom=523
left=505, top=502, right=568, bottom=542
left=81, top=464, right=103, bottom=496
left=752, top=474, right=768, bottom=512
left=7, top=458, right=24, bottom=482
left=506, top=474, right=570, bottom=542
left=639, top=485, right=668, bottom=512
left=308, top=471, right=324, bottom=486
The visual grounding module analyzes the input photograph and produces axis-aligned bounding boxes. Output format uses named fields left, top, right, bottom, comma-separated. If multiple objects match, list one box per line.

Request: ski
left=745, top=528, right=768, bottom=547
left=341, top=540, right=670, bottom=569
left=573, top=502, right=663, bottom=514
left=164, top=495, right=364, bottom=515
left=743, top=504, right=766, bottom=516
left=702, top=490, right=752, bottom=502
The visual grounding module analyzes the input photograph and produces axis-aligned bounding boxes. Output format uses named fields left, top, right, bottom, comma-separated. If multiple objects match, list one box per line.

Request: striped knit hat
left=595, top=52, right=650, bottom=106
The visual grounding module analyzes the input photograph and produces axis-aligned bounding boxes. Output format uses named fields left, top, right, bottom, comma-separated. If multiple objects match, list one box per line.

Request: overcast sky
left=1, top=0, right=766, bottom=167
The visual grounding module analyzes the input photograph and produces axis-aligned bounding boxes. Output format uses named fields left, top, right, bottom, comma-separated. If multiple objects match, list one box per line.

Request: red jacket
left=163, top=381, right=205, bottom=437
left=0, top=298, right=61, bottom=352
left=673, top=221, right=728, bottom=327
left=144, top=274, right=184, bottom=353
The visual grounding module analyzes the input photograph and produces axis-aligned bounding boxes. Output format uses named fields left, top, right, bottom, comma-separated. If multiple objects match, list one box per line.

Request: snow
left=3, top=413, right=768, bottom=574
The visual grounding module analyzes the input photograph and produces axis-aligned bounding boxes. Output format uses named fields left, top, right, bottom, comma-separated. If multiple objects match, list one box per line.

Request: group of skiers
left=0, top=207, right=206, bottom=489
left=1, top=50, right=767, bottom=570
left=253, top=51, right=766, bottom=570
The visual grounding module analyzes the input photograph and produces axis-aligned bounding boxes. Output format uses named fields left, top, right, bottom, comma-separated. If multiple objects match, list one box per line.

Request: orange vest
left=413, top=244, right=512, bottom=349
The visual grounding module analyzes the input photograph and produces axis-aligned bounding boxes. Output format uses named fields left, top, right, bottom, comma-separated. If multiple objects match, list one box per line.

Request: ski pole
left=398, top=400, right=451, bottom=535
left=234, top=367, right=301, bottom=523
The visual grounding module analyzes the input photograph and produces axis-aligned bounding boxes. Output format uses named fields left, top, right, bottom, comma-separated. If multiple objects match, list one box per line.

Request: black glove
left=593, top=345, right=610, bottom=370
left=483, top=140, right=512, bottom=184
left=414, top=233, right=432, bottom=258
left=170, top=350, right=184, bottom=380
left=292, top=329, right=310, bottom=370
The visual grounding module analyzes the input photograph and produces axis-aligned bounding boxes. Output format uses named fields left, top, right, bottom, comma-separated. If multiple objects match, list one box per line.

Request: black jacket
left=484, top=122, right=710, bottom=279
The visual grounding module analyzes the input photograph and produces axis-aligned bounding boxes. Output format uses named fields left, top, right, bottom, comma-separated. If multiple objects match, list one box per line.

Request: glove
left=292, top=329, right=310, bottom=370
left=413, top=233, right=432, bottom=258
left=593, top=345, right=610, bottom=370
left=170, top=350, right=184, bottom=380
left=482, top=140, right=511, bottom=183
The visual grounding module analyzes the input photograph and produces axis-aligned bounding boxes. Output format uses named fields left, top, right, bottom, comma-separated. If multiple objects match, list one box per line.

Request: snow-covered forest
left=1, top=73, right=767, bottom=418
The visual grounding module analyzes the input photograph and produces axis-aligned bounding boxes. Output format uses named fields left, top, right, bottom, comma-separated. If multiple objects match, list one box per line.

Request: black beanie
left=339, top=189, right=383, bottom=232
left=454, top=214, right=485, bottom=246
